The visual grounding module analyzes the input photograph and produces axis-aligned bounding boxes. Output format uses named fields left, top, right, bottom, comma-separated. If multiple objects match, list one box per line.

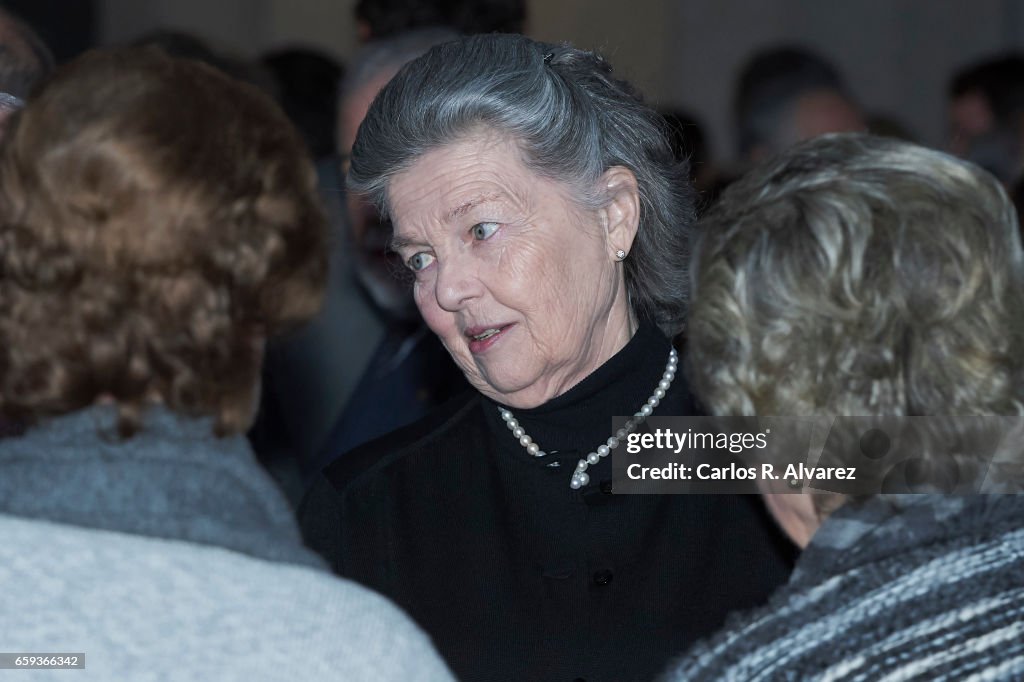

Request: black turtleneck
left=301, top=322, right=796, bottom=682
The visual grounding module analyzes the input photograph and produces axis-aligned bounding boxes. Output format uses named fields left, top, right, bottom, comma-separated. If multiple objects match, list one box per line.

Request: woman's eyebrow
left=446, top=193, right=504, bottom=221
left=389, top=234, right=425, bottom=252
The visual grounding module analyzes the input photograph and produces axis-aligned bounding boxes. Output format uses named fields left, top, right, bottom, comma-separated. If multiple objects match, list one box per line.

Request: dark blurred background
left=16, top=0, right=1024, bottom=160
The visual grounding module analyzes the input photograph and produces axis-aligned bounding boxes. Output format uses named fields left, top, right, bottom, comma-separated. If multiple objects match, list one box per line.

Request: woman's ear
left=599, top=166, right=640, bottom=260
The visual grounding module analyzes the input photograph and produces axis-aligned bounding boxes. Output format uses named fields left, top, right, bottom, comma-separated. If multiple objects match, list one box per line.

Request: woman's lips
left=465, top=323, right=514, bottom=354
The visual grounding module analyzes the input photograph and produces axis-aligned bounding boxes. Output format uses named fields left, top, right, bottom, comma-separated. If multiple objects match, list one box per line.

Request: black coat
left=300, top=323, right=796, bottom=682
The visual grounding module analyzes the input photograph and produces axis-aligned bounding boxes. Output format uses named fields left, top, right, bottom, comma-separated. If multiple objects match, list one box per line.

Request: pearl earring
left=615, top=249, right=626, bottom=260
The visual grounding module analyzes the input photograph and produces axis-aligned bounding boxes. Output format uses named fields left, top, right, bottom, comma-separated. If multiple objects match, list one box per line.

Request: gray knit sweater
left=661, top=494, right=1024, bottom=681
left=0, top=407, right=454, bottom=681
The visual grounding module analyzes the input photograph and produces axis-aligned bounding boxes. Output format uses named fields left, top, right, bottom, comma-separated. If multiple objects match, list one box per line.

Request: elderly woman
left=300, top=33, right=794, bottom=682
left=662, top=134, right=1024, bottom=680
left=0, top=48, right=453, bottom=680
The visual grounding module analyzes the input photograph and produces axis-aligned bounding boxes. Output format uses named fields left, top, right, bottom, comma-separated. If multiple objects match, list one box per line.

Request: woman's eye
left=407, top=252, right=435, bottom=272
left=471, top=222, right=499, bottom=240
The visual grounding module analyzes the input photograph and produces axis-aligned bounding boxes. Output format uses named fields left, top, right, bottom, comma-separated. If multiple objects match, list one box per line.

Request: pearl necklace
left=498, top=347, right=679, bottom=489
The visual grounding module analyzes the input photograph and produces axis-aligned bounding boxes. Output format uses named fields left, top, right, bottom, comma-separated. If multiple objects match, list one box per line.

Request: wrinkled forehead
left=383, top=128, right=592, bottom=230
left=385, top=131, right=531, bottom=220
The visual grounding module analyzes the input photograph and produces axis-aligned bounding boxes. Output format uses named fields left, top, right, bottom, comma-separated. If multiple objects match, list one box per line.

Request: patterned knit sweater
left=661, top=494, right=1024, bottom=681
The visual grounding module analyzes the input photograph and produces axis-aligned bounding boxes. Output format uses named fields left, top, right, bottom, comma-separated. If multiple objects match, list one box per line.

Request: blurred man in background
left=309, top=28, right=467, bottom=475
left=948, top=53, right=1024, bottom=184
left=257, top=29, right=466, bottom=490
left=733, top=45, right=864, bottom=165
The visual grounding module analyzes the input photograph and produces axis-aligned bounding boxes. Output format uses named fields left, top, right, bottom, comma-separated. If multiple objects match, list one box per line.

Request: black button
left=573, top=678, right=586, bottom=682
left=600, top=479, right=613, bottom=494
left=592, top=569, right=614, bottom=586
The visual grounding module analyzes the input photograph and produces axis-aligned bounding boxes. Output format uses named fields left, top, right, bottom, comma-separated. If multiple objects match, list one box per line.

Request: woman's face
left=388, top=132, right=638, bottom=408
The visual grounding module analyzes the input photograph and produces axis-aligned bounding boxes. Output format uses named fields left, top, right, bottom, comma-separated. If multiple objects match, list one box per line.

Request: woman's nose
left=434, top=256, right=483, bottom=312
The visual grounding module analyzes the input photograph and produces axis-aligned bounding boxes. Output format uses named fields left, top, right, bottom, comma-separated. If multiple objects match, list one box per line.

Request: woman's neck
left=493, top=303, right=638, bottom=410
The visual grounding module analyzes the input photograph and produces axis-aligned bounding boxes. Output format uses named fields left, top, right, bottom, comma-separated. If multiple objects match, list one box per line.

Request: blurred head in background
left=734, top=45, right=863, bottom=165
left=339, top=28, right=458, bottom=319
left=948, top=53, right=1024, bottom=183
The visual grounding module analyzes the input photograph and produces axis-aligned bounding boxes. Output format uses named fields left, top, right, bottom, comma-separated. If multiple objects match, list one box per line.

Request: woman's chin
left=471, top=375, right=547, bottom=409
left=468, top=374, right=536, bottom=405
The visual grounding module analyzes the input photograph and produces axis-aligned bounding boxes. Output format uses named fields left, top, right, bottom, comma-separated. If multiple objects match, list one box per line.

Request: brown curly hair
left=0, top=48, right=327, bottom=436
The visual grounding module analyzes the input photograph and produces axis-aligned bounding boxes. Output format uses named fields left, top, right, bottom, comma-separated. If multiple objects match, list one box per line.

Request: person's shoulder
left=0, top=515, right=455, bottom=681
left=242, top=552, right=456, bottom=681
left=318, top=388, right=482, bottom=494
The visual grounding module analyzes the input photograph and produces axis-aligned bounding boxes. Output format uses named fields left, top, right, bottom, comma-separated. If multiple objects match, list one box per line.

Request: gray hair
left=689, top=133, right=1024, bottom=491
left=348, top=33, right=695, bottom=336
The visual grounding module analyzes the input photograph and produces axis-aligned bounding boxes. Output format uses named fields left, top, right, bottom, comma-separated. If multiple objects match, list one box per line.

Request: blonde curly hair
left=688, top=134, right=1024, bottom=498
left=689, top=133, right=1024, bottom=420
